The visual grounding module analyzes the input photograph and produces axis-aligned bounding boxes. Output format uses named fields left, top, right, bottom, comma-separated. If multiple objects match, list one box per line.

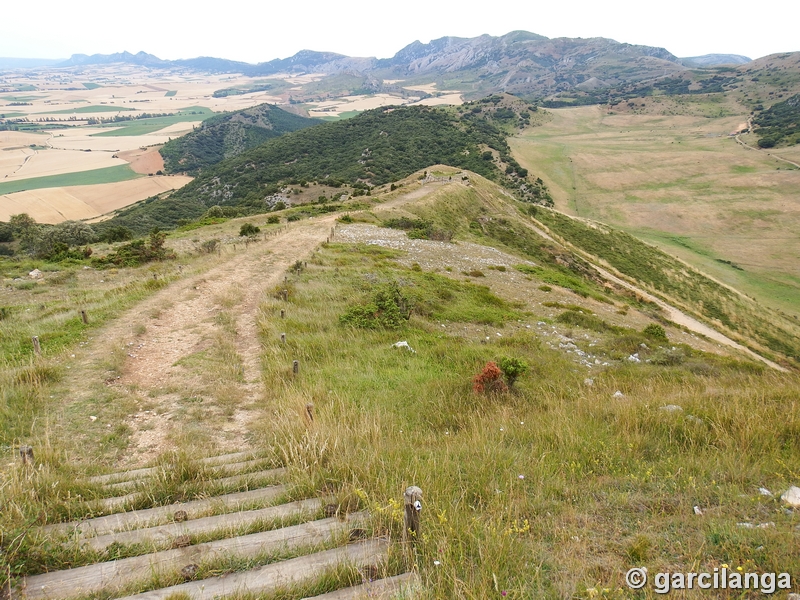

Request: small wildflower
left=722, top=563, right=729, bottom=569
left=434, top=560, right=441, bottom=566
left=518, top=474, right=525, bottom=480
left=501, top=592, right=507, bottom=597
left=737, top=566, right=743, bottom=572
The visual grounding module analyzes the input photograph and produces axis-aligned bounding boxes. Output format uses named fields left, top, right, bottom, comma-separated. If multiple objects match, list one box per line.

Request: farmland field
left=0, top=174, right=192, bottom=222
left=0, top=164, right=139, bottom=195
left=36, top=104, right=135, bottom=114
left=90, top=107, right=213, bottom=136
left=510, top=105, right=800, bottom=317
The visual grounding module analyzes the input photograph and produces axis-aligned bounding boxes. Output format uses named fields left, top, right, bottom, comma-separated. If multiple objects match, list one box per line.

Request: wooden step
left=103, top=458, right=273, bottom=492
left=43, top=485, right=288, bottom=537
left=82, top=497, right=327, bottom=551
left=88, top=451, right=259, bottom=485
left=112, top=539, right=389, bottom=600
left=301, top=572, right=419, bottom=599
left=91, top=467, right=286, bottom=513
left=16, top=514, right=367, bottom=600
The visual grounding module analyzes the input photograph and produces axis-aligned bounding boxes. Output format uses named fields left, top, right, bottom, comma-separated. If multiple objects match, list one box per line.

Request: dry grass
left=510, top=105, right=800, bottom=317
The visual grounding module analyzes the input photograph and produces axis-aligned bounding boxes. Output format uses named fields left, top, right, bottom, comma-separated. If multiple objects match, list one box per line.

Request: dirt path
left=586, top=263, right=788, bottom=372
left=69, top=216, right=337, bottom=465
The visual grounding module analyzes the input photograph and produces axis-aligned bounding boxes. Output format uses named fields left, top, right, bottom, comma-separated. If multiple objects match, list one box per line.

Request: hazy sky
left=2, top=0, right=797, bottom=62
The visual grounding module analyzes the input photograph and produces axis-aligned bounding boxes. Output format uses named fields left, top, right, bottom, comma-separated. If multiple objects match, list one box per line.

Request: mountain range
left=26, top=32, right=763, bottom=101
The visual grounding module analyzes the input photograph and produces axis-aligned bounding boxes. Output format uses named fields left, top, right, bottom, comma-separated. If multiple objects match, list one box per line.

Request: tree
left=9, top=213, right=40, bottom=254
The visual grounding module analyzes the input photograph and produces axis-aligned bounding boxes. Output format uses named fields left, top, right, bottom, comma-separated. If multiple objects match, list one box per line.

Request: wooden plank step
left=91, top=468, right=286, bottom=513
left=113, top=539, right=389, bottom=600
left=102, top=458, right=273, bottom=492
left=83, top=497, right=327, bottom=551
left=301, top=572, right=419, bottom=599
left=87, top=451, right=259, bottom=485
left=16, top=514, right=367, bottom=600
left=43, top=485, right=288, bottom=538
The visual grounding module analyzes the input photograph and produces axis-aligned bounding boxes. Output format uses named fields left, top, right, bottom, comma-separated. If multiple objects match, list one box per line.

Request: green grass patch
left=91, top=107, right=214, bottom=137
left=316, top=110, right=361, bottom=121
left=82, top=83, right=101, bottom=90
left=0, top=165, right=140, bottom=195
left=164, top=90, right=177, bottom=97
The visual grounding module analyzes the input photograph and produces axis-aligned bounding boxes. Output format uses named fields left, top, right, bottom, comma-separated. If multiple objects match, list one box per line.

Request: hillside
left=2, top=170, right=798, bottom=598
left=159, top=103, right=321, bottom=175
left=753, top=93, right=800, bottom=147
left=102, top=100, right=548, bottom=234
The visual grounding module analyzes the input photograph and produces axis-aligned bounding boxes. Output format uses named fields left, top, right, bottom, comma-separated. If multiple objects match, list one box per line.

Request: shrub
left=267, top=215, right=280, bottom=224
left=643, top=323, right=668, bottom=342
left=95, top=229, right=175, bottom=267
left=473, top=361, right=508, bottom=394
left=239, top=223, right=260, bottom=237
left=198, top=239, right=220, bottom=254
left=340, top=282, right=412, bottom=329
left=499, top=357, right=528, bottom=388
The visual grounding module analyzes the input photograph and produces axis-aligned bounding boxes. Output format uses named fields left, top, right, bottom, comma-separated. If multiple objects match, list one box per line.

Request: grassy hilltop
left=1, top=166, right=799, bottom=598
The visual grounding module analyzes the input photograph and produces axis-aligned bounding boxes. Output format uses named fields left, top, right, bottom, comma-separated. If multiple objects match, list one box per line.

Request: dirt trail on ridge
left=70, top=216, right=337, bottom=466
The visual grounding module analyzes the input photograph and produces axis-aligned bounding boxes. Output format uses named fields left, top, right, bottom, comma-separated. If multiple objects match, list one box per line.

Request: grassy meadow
left=90, top=107, right=214, bottom=137
left=1, top=178, right=799, bottom=597
left=509, top=105, right=800, bottom=318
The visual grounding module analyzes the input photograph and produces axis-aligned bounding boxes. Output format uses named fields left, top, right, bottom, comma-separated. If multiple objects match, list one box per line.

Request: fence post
left=403, top=486, right=423, bottom=543
left=32, top=336, right=41, bottom=355
left=80, top=310, right=88, bottom=324
left=292, top=360, right=299, bottom=375
left=280, top=333, right=286, bottom=344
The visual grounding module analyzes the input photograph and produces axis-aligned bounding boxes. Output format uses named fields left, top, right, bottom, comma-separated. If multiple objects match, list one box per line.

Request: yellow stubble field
left=0, top=175, right=193, bottom=223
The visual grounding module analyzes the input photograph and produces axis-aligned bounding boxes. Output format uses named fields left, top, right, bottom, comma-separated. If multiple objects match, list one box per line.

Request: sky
left=1, top=0, right=798, bottom=63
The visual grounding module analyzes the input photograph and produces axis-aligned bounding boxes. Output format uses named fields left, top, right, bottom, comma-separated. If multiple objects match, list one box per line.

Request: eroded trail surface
left=69, top=216, right=337, bottom=466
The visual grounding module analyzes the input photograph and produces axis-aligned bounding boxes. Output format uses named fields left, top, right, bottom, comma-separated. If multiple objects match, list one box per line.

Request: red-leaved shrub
left=473, top=361, right=508, bottom=394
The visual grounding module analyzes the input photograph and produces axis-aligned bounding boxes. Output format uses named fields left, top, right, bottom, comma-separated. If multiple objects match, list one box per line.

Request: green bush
left=499, top=357, right=528, bottom=388
left=267, top=215, right=280, bottom=224
left=239, top=223, right=261, bottom=237
left=643, top=323, right=668, bottom=342
left=340, top=282, right=412, bottom=329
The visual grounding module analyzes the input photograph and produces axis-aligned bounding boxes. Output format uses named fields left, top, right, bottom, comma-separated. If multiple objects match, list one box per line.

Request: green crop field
left=164, top=90, right=177, bottom=97
left=0, top=165, right=140, bottom=195
left=91, top=107, right=214, bottom=137
left=82, top=82, right=101, bottom=90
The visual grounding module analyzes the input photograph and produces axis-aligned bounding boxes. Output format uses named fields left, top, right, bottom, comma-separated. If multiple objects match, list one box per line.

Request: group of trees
left=753, top=94, right=800, bottom=148
left=0, top=214, right=136, bottom=260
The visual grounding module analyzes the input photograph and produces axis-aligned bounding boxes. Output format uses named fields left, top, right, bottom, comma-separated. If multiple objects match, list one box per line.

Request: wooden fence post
left=282, top=289, right=288, bottom=301
left=305, top=402, right=314, bottom=422
left=280, top=309, right=285, bottom=319
left=403, top=486, right=423, bottom=543
left=19, top=445, right=34, bottom=465
left=80, top=310, right=88, bottom=324
left=280, top=333, right=286, bottom=344
left=292, top=360, right=299, bottom=375
left=32, top=336, right=41, bottom=355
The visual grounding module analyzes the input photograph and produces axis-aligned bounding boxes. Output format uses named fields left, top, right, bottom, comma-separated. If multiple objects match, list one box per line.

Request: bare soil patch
left=118, top=146, right=165, bottom=175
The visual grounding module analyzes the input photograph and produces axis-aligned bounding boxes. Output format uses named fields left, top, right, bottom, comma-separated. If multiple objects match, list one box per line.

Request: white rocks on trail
left=29, top=269, right=42, bottom=279
left=781, top=486, right=800, bottom=507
